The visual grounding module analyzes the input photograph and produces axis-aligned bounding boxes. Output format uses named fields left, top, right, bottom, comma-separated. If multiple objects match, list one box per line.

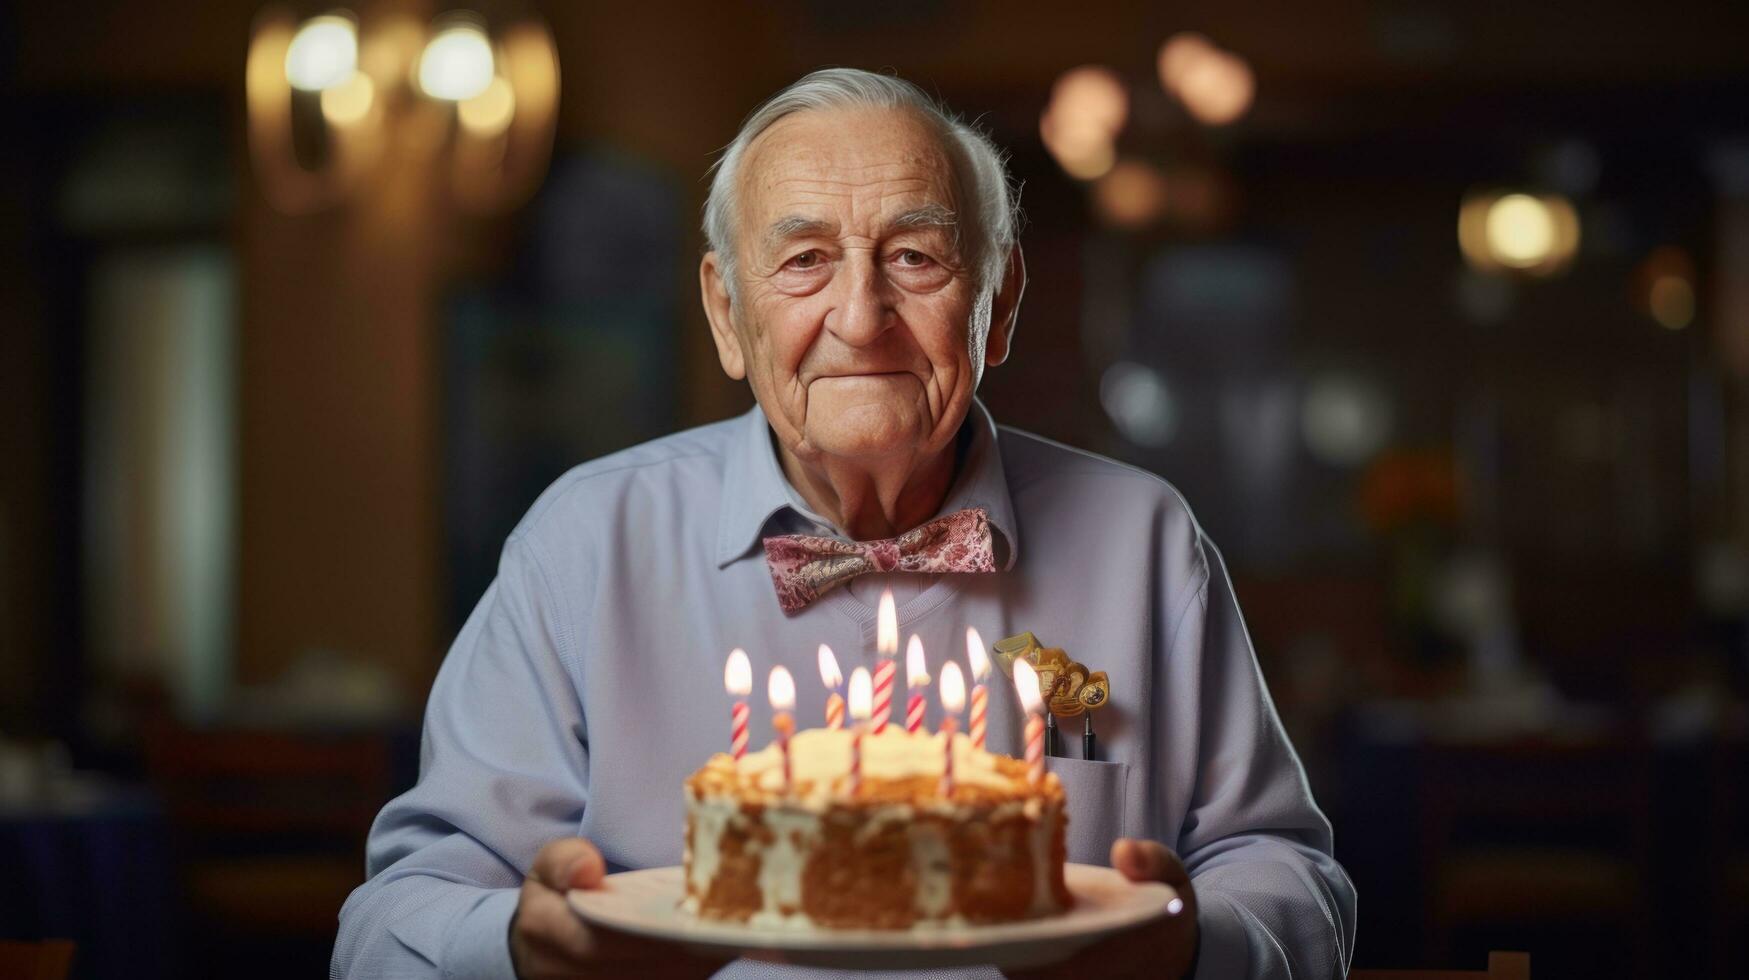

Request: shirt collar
left=714, top=398, right=1020, bottom=571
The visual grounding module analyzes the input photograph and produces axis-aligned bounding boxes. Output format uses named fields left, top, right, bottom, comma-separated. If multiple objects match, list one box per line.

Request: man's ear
left=699, top=252, right=746, bottom=380
left=984, top=243, right=1026, bottom=368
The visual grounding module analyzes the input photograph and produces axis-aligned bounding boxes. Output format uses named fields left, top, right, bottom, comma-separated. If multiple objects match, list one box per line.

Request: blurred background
left=3, top=1, right=1748, bottom=977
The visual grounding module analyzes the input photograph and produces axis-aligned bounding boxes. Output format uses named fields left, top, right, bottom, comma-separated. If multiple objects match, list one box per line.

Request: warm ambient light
left=1093, top=158, right=1170, bottom=229
left=1040, top=65, right=1127, bottom=181
left=906, top=635, right=931, bottom=688
left=1158, top=32, right=1255, bottom=126
left=319, top=70, right=375, bottom=126
left=458, top=75, right=515, bottom=136
left=285, top=14, right=359, bottom=92
left=1458, top=190, right=1580, bottom=277
left=419, top=23, right=496, bottom=101
left=1486, top=194, right=1558, bottom=268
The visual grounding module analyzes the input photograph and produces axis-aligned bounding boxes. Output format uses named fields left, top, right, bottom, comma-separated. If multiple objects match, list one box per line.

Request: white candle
left=938, top=661, right=965, bottom=798
left=724, top=648, right=752, bottom=760
left=848, top=667, right=872, bottom=798
left=768, top=666, right=796, bottom=792
left=1012, top=658, right=1045, bottom=786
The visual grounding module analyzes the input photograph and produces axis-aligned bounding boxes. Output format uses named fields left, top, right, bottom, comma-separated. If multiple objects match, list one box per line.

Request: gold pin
left=995, top=633, right=1111, bottom=760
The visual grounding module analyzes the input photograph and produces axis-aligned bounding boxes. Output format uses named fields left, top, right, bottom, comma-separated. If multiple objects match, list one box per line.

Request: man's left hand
left=1007, top=838, right=1199, bottom=980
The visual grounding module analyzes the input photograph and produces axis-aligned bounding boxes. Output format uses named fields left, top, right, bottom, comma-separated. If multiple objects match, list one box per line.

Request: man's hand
left=1008, top=838, right=1199, bottom=980
left=509, top=837, right=729, bottom=980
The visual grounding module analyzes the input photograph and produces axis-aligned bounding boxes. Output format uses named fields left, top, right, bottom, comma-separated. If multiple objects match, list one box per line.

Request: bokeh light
left=1040, top=65, right=1127, bottom=181
left=1302, top=374, right=1393, bottom=466
left=419, top=24, right=496, bottom=101
left=284, top=14, right=358, bottom=92
left=1100, top=362, right=1177, bottom=447
left=1093, top=159, right=1170, bottom=229
left=1635, top=245, right=1698, bottom=331
left=1458, top=190, right=1581, bottom=276
left=1485, top=194, right=1558, bottom=268
left=458, top=76, right=516, bottom=137
left=319, top=70, right=375, bottom=127
left=1157, top=32, right=1254, bottom=126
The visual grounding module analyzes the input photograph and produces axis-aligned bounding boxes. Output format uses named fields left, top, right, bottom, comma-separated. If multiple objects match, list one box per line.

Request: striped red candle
left=724, top=648, right=752, bottom=760
left=904, top=634, right=930, bottom=734
left=872, top=590, right=898, bottom=734
left=818, top=644, right=845, bottom=729
left=966, top=627, right=990, bottom=750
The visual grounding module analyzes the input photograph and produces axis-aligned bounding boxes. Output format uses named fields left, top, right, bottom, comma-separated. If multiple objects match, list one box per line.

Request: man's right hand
left=510, top=837, right=729, bottom=980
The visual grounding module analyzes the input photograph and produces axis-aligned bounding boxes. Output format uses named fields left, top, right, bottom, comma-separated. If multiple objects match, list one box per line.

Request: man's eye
left=785, top=251, right=821, bottom=270
left=895, top=249, right=932, bottom=267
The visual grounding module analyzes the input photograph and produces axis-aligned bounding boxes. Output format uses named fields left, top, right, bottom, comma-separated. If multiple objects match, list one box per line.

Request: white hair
left=703, top=68, right=1021, bottom=305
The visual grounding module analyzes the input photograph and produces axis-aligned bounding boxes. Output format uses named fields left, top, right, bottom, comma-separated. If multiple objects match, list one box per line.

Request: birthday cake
left=681, top=726, right=1070, bottom=928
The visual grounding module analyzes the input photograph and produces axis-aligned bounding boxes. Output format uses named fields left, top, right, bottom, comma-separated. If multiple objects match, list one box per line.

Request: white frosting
left=755, top=808, right=820, bottom=916
left=909, top=821, right=952, bottom=917
left=685, top=797, right=732, bottom=900
left=736, top=727, right=1013, bottom=805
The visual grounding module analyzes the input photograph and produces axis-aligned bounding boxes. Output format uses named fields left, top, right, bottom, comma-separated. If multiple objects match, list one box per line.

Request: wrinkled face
left=703, top=106, right=1006, bottom=466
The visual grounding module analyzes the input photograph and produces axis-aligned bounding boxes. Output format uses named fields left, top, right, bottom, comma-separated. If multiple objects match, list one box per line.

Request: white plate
left=567, top=863, right=1180, bottom=970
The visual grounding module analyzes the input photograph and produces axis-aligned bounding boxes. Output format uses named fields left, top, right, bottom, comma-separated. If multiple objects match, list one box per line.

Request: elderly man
left=333, top=69, right=1355, bottom=979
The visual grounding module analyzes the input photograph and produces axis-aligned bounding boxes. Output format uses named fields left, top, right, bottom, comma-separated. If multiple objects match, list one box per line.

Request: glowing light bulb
left=285, top=14, right=358, bottom=92
left=419, top=24, right=495, bottom=101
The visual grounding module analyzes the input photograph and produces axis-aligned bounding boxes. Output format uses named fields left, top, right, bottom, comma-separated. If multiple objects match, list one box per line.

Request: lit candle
left=768, top=665, right=796, bottom=792
left=1012, top=658, right=1045, bottom=786
left=905, top=634, right=931, bottom=734
left=966, top=627, right=990, bottom=750
left=848, top=667, right=871, bottom=798
left=872, top=589, right=898, bottom=733
left=724, top=648, right=752, bottom=760
left=938, top=661, right=965, bottom=798
left=818, top=644, right=845, bottom=729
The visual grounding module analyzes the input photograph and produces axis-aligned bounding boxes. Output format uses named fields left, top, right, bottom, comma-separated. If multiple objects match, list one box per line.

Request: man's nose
left=824, top=252, right=892, bottom=347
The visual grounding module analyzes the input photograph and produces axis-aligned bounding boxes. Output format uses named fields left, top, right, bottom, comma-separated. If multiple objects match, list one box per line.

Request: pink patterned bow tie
left=763, top=508, right=996, bottom=613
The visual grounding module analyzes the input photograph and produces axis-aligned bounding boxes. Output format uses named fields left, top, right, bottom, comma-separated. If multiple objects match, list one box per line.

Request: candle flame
left=939, top=661, right=966, bottom=714
left=966, top=627, right=990, bottom=681
left=817, top=644, right=842, bottom=690
left=1012, top=658, right=1044, bottom=715
left=876, top=589, right=898, bottom=656
left=724, top=648, right=752, bottom=696
left=767, top=665, right=796, bottom=712
left=848, top=667, right=872, bottom=721
left=906, top=634, right=930, bottom=688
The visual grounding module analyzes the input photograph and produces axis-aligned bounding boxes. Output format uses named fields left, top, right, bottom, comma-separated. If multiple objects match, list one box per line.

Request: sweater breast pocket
left=1045, top=757, right=1131, bottom=866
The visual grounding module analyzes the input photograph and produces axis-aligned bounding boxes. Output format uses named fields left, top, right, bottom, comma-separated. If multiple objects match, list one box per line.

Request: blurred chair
left=1418, top=738, right=1649, bottom=977
left=0, top=940, right=76, bottom=980
left=1351, top=950, right=1530, bottom=979
left=144, top=723, right=392, bottom=975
